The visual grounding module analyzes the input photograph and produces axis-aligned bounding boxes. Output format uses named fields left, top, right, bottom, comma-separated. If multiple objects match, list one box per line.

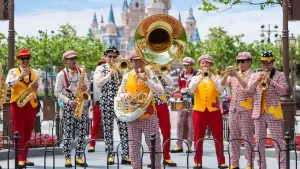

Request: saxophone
left=17, top=73, right=41, bottom=108
left=0, top=63, right=8, bottom=110
left=73, top=68, right=90, bottom=120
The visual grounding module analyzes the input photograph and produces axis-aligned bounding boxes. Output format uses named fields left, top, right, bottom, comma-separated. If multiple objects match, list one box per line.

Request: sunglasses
left=66, top=57, right=77, bottom=61
left=107, top=55, right=118, bottom=59
left=20, top=57, right=30, bottom=61
left=237, top=60, right=248, bottom=64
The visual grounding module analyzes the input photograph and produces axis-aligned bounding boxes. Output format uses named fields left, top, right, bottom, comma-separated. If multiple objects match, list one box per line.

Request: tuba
left=115, top=14, right=187, bottom=122
left=0, top=63, right=8, bottom=110
left=17, top=73, right=40, bottom=108
left=73, top=68, right=90, bottom=120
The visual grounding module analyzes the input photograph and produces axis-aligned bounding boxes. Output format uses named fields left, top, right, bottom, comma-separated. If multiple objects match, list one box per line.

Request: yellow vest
left=10, top=68, right=38, bottom=108
left=261, top=91, right=267, bottom=113
left=193, top=79, right=220, bottom=112
left=126, top=70, right=156, bottom=120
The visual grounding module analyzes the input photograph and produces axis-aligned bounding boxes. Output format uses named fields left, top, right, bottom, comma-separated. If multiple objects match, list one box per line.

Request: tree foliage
left=0, top=23, right=105, bottom=74
left=198, top=0, right=282, bottom=12
left=183, top=27, right=299, bottom=71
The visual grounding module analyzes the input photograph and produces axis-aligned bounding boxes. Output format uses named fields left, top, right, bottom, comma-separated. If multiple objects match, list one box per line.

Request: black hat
left=104, top=46, right=120, bottom=55
left=260, top=51, right=275, bottom=62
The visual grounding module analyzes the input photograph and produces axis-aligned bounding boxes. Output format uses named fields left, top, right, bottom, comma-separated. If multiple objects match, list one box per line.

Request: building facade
left=88, top=0, right=200, bottom=58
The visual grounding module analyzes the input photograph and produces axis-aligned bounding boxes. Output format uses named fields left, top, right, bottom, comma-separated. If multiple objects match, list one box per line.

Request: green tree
left=199, top=0, right=282, bottom=12
left=0, top=23, right=105, bottom=73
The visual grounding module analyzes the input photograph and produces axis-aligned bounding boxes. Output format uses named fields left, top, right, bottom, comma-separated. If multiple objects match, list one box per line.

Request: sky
left=0, top=0, right=300, bottom=44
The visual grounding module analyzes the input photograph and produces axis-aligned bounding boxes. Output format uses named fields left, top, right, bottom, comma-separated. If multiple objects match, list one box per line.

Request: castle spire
left=92, top=12, right=98, bottom=25
left=108, top=5, right=116, bottom=24
left=186, top=8, right=196, bottom=23
left=178, top=13, right=182, bottom=24
left=100, top=14, right=104, bottom=24
left=122, top=0, right=129, bottom=11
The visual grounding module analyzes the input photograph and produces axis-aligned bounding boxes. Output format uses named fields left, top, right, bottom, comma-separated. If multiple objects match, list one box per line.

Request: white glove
left=89, top=106, right=94, bottom=119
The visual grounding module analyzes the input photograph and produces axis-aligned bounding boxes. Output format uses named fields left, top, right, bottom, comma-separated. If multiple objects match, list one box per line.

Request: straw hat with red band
left=62, top=50, right=78, bottom=60
left=260, top=51, right=275, bottom=62
left=16, top=49, right=32, bottom=59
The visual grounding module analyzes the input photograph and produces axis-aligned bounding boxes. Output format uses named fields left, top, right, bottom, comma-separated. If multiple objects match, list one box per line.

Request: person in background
left=88, top=58, right=106, bottom=152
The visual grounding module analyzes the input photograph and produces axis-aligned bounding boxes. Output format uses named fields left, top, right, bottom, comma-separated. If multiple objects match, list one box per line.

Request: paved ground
left=0, top=106, right=299, bottom=169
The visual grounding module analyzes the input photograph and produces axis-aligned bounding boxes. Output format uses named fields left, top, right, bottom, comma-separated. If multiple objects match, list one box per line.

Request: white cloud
left=0, top=4, right=300, bottom=44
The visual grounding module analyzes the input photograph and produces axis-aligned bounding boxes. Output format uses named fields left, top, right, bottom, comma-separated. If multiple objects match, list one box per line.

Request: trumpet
left=201, top=69, right=210, bottom=77
left=259, top=71, right=270, bottom=91
left=111, top=59, right=132, bottom=83
left=223, top=66, right=238, bottom=77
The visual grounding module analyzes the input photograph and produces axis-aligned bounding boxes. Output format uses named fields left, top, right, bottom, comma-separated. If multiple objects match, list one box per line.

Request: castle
left=88, top=0, right=200, bottom=58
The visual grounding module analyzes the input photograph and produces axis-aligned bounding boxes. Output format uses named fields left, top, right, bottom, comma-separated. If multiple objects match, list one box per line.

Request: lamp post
left=260, top=24, right=279, bottom=43
left=275, top=0, right=297, bottom=139
left=7, top=0, right=14, bottom=69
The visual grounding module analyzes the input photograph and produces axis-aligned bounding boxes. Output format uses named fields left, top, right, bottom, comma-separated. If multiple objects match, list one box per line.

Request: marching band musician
left=88, top=58, right=106, bottom=152
left=244, top=51, right=287, bottom=169
left=220, top=52, right=255, bottom=169
left=94, top=46, right=131, bottom=165
left=189, top=55, right=228, bottom=169
left=118, top=51, right=164, bottom=169
left=54, top=50, right=89, bottom=167
left=171, top=57, right=197, bottom=153
left=152, top=68, right=177, bottom=167
left=5, top=49, right=44, bottom=168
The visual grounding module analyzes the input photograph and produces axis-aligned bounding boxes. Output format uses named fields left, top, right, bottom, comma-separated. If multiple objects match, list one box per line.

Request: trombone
left=111, top=59, right=132, bottom=83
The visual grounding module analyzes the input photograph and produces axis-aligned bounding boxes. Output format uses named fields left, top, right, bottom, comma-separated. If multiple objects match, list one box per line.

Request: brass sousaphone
left=115, top=14, right=187, bottom=122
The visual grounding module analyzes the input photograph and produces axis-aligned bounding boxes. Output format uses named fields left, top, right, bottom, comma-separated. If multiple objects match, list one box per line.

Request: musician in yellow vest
left=5, top=49, right=44, bottom=168
left=118, top=51, right=164, bottom=169
left=189, top=55, right=228, bottom=169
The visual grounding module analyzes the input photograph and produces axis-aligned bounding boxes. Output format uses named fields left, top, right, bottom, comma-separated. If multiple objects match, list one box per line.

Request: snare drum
left=169, top=97, right=193, bottom=111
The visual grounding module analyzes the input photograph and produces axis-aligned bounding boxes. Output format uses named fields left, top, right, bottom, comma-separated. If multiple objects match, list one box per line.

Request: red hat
left=97, top=58, right=106, bottom=66
left=16, top=49, right=32, bottom=59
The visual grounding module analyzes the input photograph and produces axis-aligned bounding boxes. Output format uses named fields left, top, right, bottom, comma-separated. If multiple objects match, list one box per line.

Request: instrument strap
left=18, top=67, right=32, bottom=86
left=62, top=67, right=82, bottom=88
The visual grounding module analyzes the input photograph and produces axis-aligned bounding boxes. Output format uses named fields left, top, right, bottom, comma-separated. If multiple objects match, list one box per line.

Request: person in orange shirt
left=5, top=49, right=44, bottom=168
left=117, top=51, right=164, bottom=169
left=189, top=55, right=228, bottom=169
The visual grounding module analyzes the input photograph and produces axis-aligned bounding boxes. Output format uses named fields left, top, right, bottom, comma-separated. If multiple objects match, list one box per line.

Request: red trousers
left=10, top=102, right=36, bottom=161
left=193, top=109, right=225, bottom=164
left=155, top=103, right=171, bottom=160
left=89, top=104, right=101, bottom=147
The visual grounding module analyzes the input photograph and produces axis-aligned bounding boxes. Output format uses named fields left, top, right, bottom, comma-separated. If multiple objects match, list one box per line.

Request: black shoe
left=218, top=164, right=229, bottom=169
left=107, top=157, right=115, bottom=165
left=18, top=165, right=25, bottom=169
left=26, top=161, right=35, bottom=166
left=121, top=159, right=131, bottom=165
left=65, top=164, right=72, bottom=168
left=147, top=163, right=151, bottom=168
left=88, top=147, right=95, bottom=152
left=163, top=160, right=177, bottom=167
left=75, top=161, right=88, bottom=167
left=193, top=165, right=202, bottom=169
left=170, top=148, right=183, bottom=153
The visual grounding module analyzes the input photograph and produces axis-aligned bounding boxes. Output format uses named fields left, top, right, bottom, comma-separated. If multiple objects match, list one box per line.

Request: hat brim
left=16, top=53, right=32, bottom=59
left=183, top=62, right=192, bottom=65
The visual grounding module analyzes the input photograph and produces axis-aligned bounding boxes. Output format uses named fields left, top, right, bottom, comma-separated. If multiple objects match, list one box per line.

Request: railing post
left=150, top=134, right=156, bottom=169
left=55, top=115, right=60, bottom=147
left=284, top=132, right=290, bottom=169
left=14, top=131, right=20, bottom=169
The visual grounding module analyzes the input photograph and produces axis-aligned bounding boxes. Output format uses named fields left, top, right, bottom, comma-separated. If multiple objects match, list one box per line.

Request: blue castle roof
left=108, top=5, right=116, bottom=24
left=92, top=12, right=98, bottom=25
left=190, top=27, right=200, bottom=42
left=122, top=0, right=129, bottom=11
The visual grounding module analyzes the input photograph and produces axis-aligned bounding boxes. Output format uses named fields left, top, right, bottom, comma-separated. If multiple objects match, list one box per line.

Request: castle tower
left=88, top=12, right=99, bottom=38
left=126, top=0, right=146, bottom=41
left=178, top=12, right=182, bottom=23
left=106, top=5, right=117, bottom=37
left=121, top=0, right=129, bottom=26
left=185, top=8, right=197, bottom=39
left=146, top=0, right=165, bottom=16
